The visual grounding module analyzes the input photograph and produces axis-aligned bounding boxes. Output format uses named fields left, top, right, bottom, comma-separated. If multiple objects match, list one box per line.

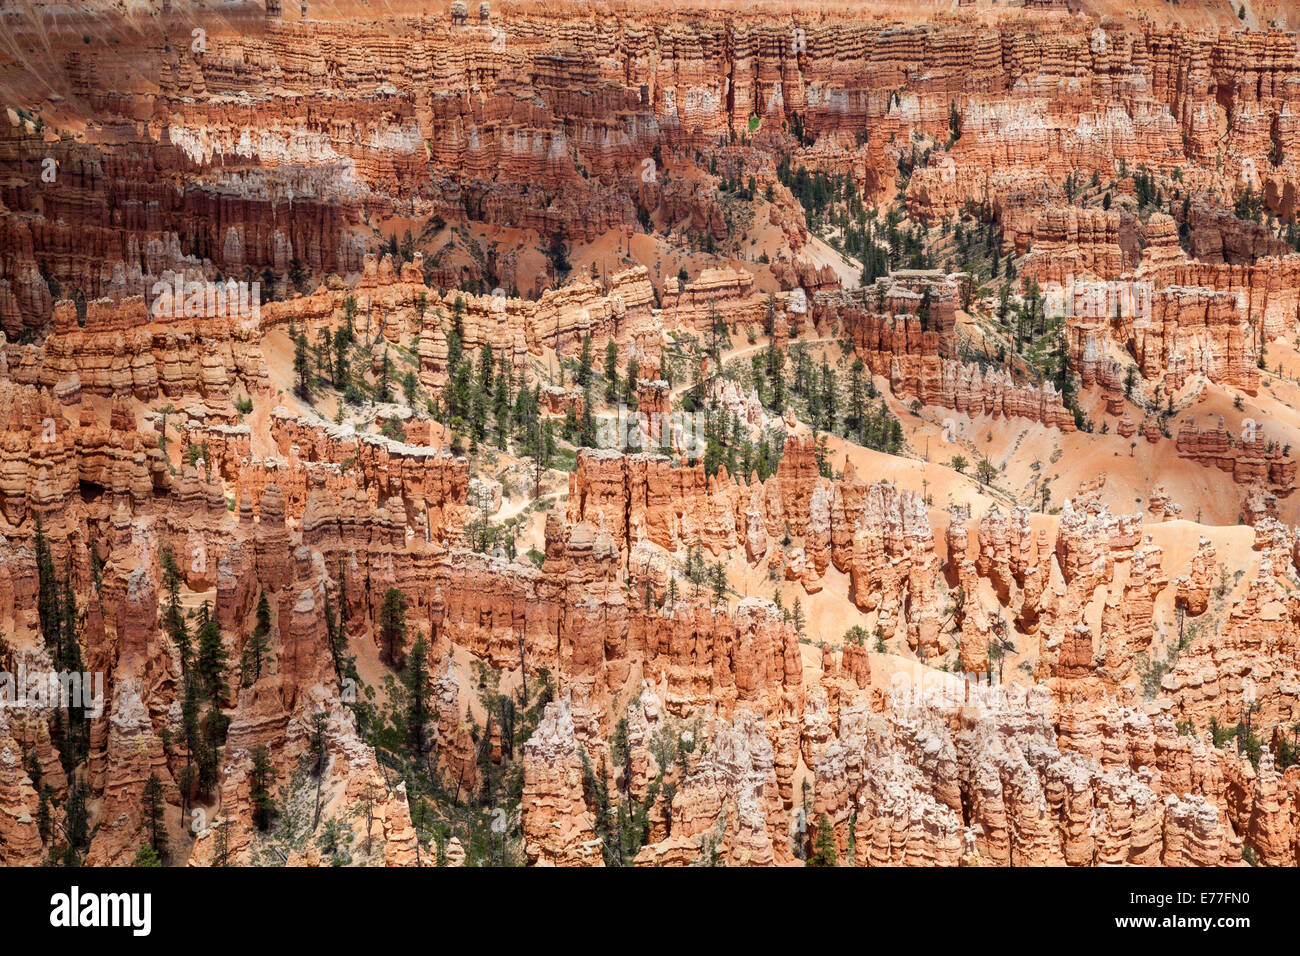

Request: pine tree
left=180, top=670, right=202, bottom=805
left=139, top=772, right=168, bottom=860
left=378, top=587, right=409, bottom=667
left=154, top=403, right=176, bottom=456
left=293, top=330, right=311, bottom=399
left=414, top=292, right=428, bottom=330
left=211, top=821, right=230, bottom=867
left=577, top=333, right=593, bottom=388
left=493, top=371, right=510, bottom=449
left=470, top=379, right=489, bottom=448
left=57, top=569, right=83, bottom=677
left=603, top=339, right=620, bottom=404
left=562, top=404, right=579, bottom=443
left=579, top=385, right=597, bottom=447
left=848, top=359, right=866, bottom=439
left=820, top=360, right=837, bottom=433
left=623, top=357, right=639, bottom=407
left=809, top=812, right=838, bottom=866
left=771, top=354, right=786, bottom=412
left=378, top=347, right=393, bottom=403
left=477, top=343, right=495, bottom=395
left=197, top=701, right=224, bottom=798
left=308, top=710, right=328, bottom=828
left=159, top=546, right=185, bottom=665
left=403, top=636, right=432, bottom=758
left=195, top=603, right=227, bottom=703
left=708, top=301, right=727, bottom=360
left=308, top=711, right=329, bottom=778
left=813, top=430, right=832, bottom=479
left=24, top=751, right=40, bottom=791
left=34, top=515, right=59, bottom=662
left=36, top=785, right=52, bottom=841
left=241, top=590, right=271, bottom=688
left=333, top=327, right=351, bottom=392
left=133, top=844, right=162, bottom=867
left=249, top=745, right=277, bottom=831
left=324, top=583, right=355, bottom=696
left=64, top=773, right=90, bottom=859
left=315, top=327, right=333, bottom=384
left=449, top=360, right=472, bottom=421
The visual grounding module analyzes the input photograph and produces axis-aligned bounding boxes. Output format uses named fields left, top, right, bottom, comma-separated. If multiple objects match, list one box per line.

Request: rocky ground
left=0, top=0, right=1299, bottom=867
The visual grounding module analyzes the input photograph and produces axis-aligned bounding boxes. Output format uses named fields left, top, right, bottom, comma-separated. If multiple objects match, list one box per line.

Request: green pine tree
left=34, top=515, right=59, bottom=662
left=249, top=745, right=277, bottom=831
left=293, top=331, right=311, bottom=399
left=577, top=333, right=593, bottom=388
left=809, top=812, right=838, bottom=866
left=378, top=587, right=409, bottom=667
left=603, top=339, right=620, bottom=405
left=133, top=844, right=162, bottom=867
left=195, top=603, right=227, bottom=703
left=241, top=590, right=272, bottom=688
left=404, top=636, right=432, bottom=758
left=139, top=772, right=168, bottom=861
